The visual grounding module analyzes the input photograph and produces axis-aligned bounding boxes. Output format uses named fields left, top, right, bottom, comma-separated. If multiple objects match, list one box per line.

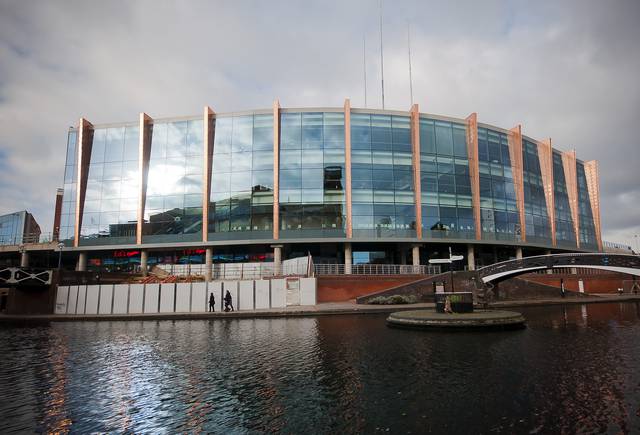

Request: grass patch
left=367, top=294, right=418, bottom=305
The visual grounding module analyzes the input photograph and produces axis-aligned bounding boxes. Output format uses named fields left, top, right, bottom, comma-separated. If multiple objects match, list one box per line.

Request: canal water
left=1, top=302, right=639, bottom=434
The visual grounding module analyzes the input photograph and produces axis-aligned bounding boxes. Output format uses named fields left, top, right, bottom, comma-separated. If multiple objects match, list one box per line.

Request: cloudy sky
left=0, top=0, right=638, bottom=248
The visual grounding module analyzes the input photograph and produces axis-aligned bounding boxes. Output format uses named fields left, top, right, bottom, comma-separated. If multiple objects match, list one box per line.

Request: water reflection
left=0, top=302, right=639, bottom=433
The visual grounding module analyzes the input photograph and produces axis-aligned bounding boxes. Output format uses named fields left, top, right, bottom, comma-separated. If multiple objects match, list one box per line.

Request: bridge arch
left=476, top=253, right=640, bottom=284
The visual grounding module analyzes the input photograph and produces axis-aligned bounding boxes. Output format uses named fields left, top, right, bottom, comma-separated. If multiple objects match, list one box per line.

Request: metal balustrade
left=313, top=263, right=441, bottom=276
left=0, top=232, right=55, bottom=246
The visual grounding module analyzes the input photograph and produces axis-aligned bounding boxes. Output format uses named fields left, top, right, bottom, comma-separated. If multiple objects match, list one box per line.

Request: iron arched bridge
left=477, top=253, right=640, bottom=284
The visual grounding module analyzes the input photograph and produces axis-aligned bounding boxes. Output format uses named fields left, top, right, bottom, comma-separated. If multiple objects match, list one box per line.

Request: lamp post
left=57, top=242, right=65, bottom=270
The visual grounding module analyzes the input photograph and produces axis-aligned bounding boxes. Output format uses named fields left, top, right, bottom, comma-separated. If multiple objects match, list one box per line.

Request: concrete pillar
left=344, top=243, right=352, bottom=275
left=467, top=244, right=475, bottom=271
left=272, top=245, right=283, bottom=276
left=76, top=252, right=87, bottom=272
left=205, top=247, right=213, bottom=281
left=20, top=251, right=29, bottom=268
left=141, top=250, right=148, bottom=277
left=412, top=245, right=420, bottom=273
left=516, top=247, right=523, bottom=260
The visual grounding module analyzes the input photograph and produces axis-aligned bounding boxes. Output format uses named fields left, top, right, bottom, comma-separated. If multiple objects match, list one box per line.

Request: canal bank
left=1, top=294, right=638, bottom=322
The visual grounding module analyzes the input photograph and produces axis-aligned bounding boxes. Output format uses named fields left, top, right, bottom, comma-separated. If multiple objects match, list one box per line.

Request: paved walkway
left=1, top=294, right=638, bottom=322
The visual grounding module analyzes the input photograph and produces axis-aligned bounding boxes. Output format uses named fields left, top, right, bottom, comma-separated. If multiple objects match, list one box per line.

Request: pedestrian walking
left=224, top=290, right=234, bottom=312
left=209, top=293, right=215, bottom=312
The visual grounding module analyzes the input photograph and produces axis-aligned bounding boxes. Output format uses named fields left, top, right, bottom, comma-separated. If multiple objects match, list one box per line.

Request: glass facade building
left=59, top=104, right=603, bottom=262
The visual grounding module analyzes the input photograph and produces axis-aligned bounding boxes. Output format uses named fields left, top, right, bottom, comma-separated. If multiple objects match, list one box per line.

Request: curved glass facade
left=280, top=112, right=345, bottom=238
left=144, top=119, right=203, bottom=243
left=81, top=125, right=139, bottom=245
left=208, top=114, right=274, bottom=240
left=478, top=127, right=519, bottom=241
left=522, top=139, right=551, bottom=245
left=61, top=105, right=601, bottom=253
left=419, top=118, right=473, bottom=239
left=351, top=113, right=414, bottom=238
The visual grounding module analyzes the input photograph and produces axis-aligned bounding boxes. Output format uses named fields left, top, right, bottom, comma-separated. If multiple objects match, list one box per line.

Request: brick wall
left=317, top=275, right=425, bottom=302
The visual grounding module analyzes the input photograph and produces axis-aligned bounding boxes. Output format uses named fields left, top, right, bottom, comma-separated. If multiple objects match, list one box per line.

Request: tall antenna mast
left=407, top=21, right=414, bottom=106
left=379, top=0, right=385, bottom=109
left=363, top=35, right=367, bottom=108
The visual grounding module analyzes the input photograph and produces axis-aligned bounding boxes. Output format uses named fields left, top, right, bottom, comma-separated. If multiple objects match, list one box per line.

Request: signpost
left=429, top=247, right=463, bottom=292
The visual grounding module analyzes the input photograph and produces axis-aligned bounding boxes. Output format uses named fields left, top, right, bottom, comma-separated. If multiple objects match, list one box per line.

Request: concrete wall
left=53, top=278, right=317, bottom=316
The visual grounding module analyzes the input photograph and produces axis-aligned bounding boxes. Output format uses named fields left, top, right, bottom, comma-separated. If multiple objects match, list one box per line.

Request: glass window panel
left=211, top=172, right=231, bottom=193
left=230, top=172, right=252, bottom=192
left=252, top=151, right=273, bottom=171
left=150, top=122, right=167, bottom=159
left=90, top=129, right=105, bottom=164
left=301, top=189, right=323, bottom=203
left=103, top=162, right=122, bottom=180
left=123, top=126, right=139, bottom=161
left=452, top=125, right=467, bottom=157
left=231, top=116, right=253, bottom=153
left=187, top=120, right=203, bottom=155
left=280, top=149, right=301, bottom=169
left=231, top=152, right=252, bottom=172
left=212, top=153, right=231, bottom=173
left=105, top=127, right=125, bottom=162
left=302, top=149, right=324, bottom=168
left=280, top=170, right=302, bottom=189
left=253, top=115, right=273, bottom=150
left=435, top=123, right=453, bottom=156
left=252, top=170, right=273, bottom=191
left=280, top=189, right=302, bottom=203
left=185, top=155, right=202, bottom=175
left=302, top=168, right=323, bottom=189
left=213, top=117, right=232, bottom=154
left=184, top=174, right=203, bottom=193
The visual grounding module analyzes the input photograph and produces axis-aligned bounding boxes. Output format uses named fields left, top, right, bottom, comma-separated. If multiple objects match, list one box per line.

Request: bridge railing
left=314, top=264, right=441, bottom=275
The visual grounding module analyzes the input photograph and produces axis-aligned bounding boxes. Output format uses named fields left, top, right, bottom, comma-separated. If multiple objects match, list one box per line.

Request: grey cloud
left=0, top=0, right=638, bottom=245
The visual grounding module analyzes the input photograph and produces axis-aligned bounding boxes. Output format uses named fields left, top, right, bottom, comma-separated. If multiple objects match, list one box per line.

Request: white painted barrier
left=76, top=285, right=87, bottom=314
left=300, top=278, right=317, bottom=306
left=238, top=280, right=254, bottom=311
left=192, top=282, right=208, bottom=312
left=159, top=283, right=175, bottom=313
left=129, top=284, right=144, bottom=314
left=85, top=285, right=100, bottom=314
left=55, top=278, right=316, bottom=316
left=67, top=286, right=78, bottom=314
left=223, top=281, right=238, bottom=311
left=112, top=284, right=129, bottom=314
left=144, top=284, right=160, bottom=313
left=271, top=279, right=286, bottom=308
left=255, top=280, right=270, bottom=309
left=98, top=285, right=113, bottom=314
left=175, top=283, right=191, bottom=312
left=55, top=286, right=69, bottom=314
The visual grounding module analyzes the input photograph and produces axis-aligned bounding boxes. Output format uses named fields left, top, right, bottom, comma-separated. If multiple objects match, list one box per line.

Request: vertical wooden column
left=202, top=106, right=215, bottom=242
left=465, top=113, right=481, bottom=240
left=508, top=125, right=526, bottom=242
left=344, top=99, right=353, bottom=239
left=74, top=118, right=94, bottom=247
left=272, top=100, right=281, bottom=240
left=584, top=160, right=602, bottom=251
left=136, top=113, right=153, bottom=245
left=410, top=104, right=422, bottom=239
left=53, top=188, right=64, bottom=241
left=561, top=150, right=580, bottom=248
left=537, top=138, right=556, bottom=247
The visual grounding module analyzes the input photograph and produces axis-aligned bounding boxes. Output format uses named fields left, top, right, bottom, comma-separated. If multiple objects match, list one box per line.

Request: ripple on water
left=0, top=302, right=639, bottom=433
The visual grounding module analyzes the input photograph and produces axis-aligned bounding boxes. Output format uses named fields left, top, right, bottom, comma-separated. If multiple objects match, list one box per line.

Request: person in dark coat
left=224, top=290, right=234, bottom=312
left=209, top=293, right=215, bottom=312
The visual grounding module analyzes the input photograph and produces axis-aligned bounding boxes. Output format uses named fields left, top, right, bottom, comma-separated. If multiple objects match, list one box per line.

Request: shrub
left=368, top=294, right=418, bottom=305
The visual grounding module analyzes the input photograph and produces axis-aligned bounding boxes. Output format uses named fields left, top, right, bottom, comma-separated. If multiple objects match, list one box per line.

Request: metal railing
left=313, top=263, right=441, bottom=275
left=0, top=232, right=55, bottom=246
left=149, top=256, right=312, bottom=280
